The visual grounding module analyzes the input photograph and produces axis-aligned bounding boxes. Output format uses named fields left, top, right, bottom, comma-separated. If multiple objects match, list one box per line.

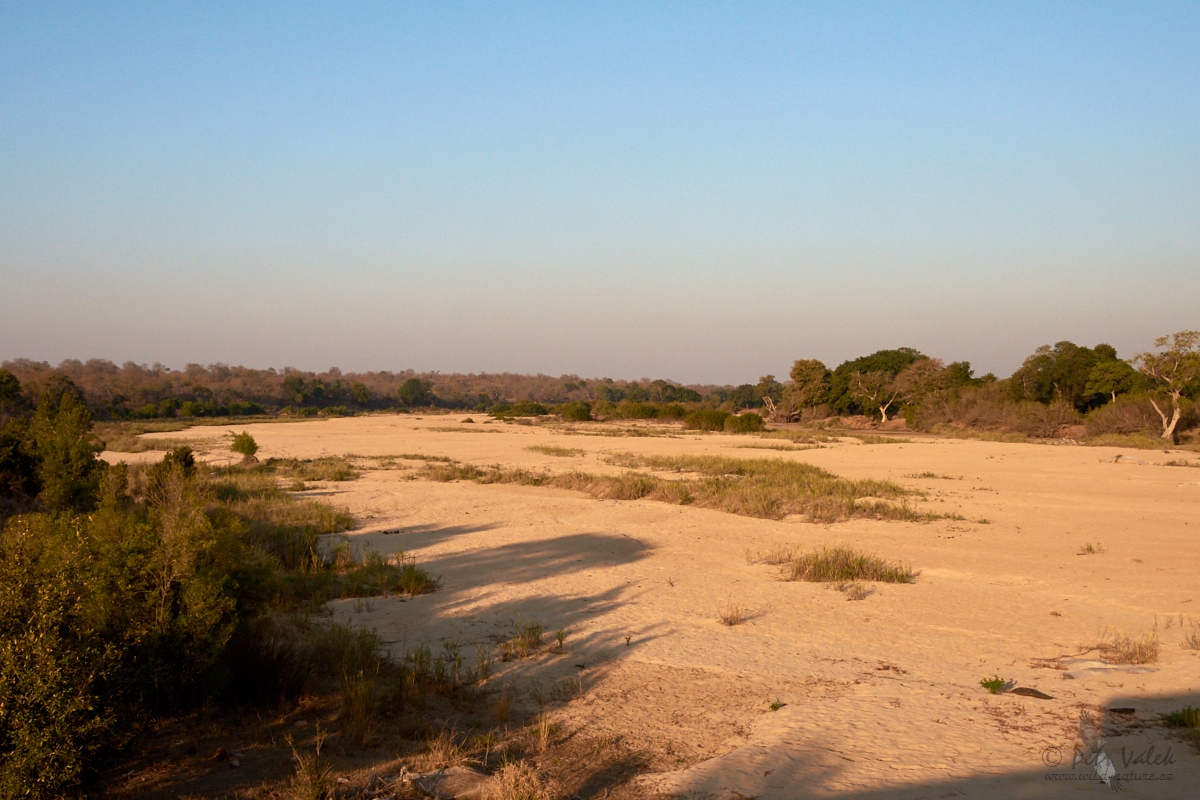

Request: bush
left=231, top=431, right=259, bottom=459
left=658, top=403, right=687, bottom=420
left=489, top=401, right=548, bottom=418
left=559, top=401, right=592, bottom=422
left=725, top=412, right=765, bottom=433
left=29, top=377, right=102, bottom=512
left=1012, top=400, right=1081, bottom=438
left=615, top=401, right=659, bottom=419
left=684, top=408, right=731, bottom=431
left=226, top=401, right=264, bottom=416
left=1086, top=394, right=1166, bottom=436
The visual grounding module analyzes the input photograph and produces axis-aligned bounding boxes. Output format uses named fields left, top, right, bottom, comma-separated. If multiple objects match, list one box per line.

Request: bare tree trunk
left=1149, top=395, right=1182, bottom=440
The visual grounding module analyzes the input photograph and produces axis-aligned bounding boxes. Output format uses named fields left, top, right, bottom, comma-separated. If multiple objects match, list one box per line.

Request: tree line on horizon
left=2, top=328, right=1197, bottom=442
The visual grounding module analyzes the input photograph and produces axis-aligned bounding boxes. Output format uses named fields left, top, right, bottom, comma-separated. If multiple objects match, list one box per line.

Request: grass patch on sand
left=1163, top=706, right=1200, bottom=750
left=847, top=434, right=912, bottom=444
left=928, top=425, right=1029, bottom=444
left=266, top=456, right=360, bottom=483
left=735, top=442, right=823, bottom=452
left=526, top=445, right=586, bottom=457
left=1081, top=433, right=1174, bottom=450
left=760, top=544, right=916, bottom=584
left=754, top=430, right=841, bottom=444
left=422, top=453, right=941, bottom=523
left=1083, top=625, right=1160, bottom=665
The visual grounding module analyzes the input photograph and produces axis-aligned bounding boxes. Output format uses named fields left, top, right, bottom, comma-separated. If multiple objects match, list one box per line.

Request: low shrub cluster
left=684, top=408, right=730, bottom=431
left=489, top=401, right=550, bottom=418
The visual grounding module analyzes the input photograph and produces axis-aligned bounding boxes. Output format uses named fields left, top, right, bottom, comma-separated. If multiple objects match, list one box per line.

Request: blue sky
left=2, top=2, right=1197, bottom=383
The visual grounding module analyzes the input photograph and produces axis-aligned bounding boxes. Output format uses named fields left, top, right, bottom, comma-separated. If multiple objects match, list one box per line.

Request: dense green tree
left=783, top=360, right=832, bottom=419
left=397, top=378, right=433, bottom=407
left=1006, top=341, right=1124, bottom=410
left=1085, top=360, right=1142, bottom=402
left=28, top=377, right=102, bottom=512
left=848, top=370, right=902, bottom=423
left=728, top=384, right=759, bottom=409
left=755, top=374, right=784, bottom=405
left=828, top=349, right=926, bottom=414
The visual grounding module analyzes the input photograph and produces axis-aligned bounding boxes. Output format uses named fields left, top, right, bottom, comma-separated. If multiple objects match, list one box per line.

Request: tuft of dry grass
left=1181, top=622, right=1200, bottom=651
left=533, top=712, right=558, bottom=752
left=1092, top=625, right=1159, bottom=664
left=848, top=434, right=912, bottom=444
left=424, top=728, right=466, bottom=769
left=525, top=445, right=585, bottom=457
left=287, top=728, right=333, bottom=800
left=717, top=600, right=747, bottom=626
left=1077, top=542, right=1105, bottom=555
left=268, top=456, right=359, bottom=482
left=486, top=760, right=552, bottom=800
left=777, top=545, right=916, bottom=584
left=494, top=689, right=514, bottom=724
left=339, top=671, right=377, bottom=746
left=837, top=581, right=875, bottom=601
left=735, top=442, right=823, bottom=452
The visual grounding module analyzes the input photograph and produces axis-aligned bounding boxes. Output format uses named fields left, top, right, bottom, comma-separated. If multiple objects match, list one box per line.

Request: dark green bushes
left=725, top=412, right=765, bottom=433
left=489, top=401, right=549, bottom=418
left=684, top=408, right=730, bottom=431
left=558, top=401, right=593, bottom=421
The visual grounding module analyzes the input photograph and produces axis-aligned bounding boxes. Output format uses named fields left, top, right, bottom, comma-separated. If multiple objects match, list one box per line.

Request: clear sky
left=2, top=2, right=1197, bottom=384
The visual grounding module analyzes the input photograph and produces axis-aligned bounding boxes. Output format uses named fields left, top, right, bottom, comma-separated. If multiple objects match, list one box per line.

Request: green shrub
left=231, top=431, right=259, bottom=459
left=980, top=676, right=1006, bottom=694
left=226, top=401, right=264, bottom=416
left=658, top=403, right=687, bottom=420
left=29, top=377, right=102, bottom=512
left=559, top=401, right=592, bottom=421
left=684, top=408, right=731, bottom=431
left=616, top=401, right=659, bottom=419
left=489, top=401, right=548, bottom=418
left=725, top=412, right=765, bottom=433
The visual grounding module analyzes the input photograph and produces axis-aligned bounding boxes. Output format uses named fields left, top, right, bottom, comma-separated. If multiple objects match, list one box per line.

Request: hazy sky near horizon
left=2, top=2, right=1197, bottom=385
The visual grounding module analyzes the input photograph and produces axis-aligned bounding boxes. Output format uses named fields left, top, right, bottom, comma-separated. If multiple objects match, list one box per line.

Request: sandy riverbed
left=106, top=415, right=1200, bottom=799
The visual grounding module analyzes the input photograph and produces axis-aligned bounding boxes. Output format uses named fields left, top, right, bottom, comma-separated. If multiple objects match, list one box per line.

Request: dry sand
left=106, top=416, right=1200, bottom=799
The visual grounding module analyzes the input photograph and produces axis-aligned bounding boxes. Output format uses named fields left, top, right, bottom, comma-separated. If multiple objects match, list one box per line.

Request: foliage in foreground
left=0, top=375, right=438, bottom=799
